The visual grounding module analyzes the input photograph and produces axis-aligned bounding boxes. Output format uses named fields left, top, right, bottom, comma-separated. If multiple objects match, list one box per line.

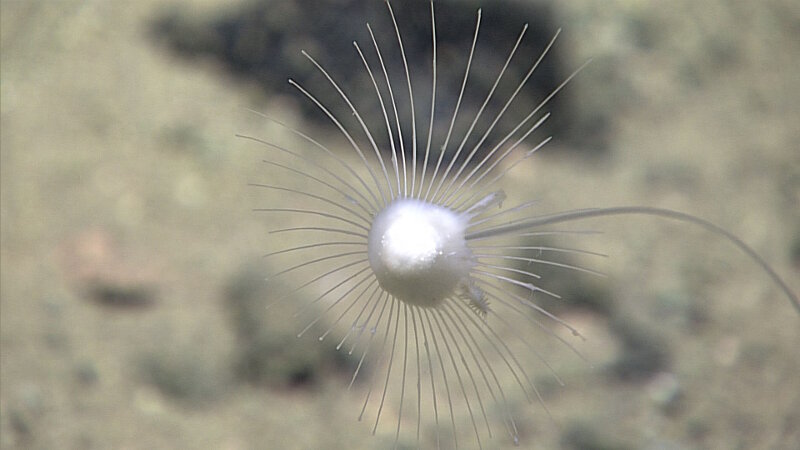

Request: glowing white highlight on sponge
left=368, top=199, right=472, bottom=307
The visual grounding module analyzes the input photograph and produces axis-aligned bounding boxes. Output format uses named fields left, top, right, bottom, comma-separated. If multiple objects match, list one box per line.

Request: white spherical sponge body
left=368, top=199, right=472, bottom=307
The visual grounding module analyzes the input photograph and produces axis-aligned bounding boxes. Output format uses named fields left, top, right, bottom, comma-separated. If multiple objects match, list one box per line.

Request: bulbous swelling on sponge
left=368, top=198, right=473, bottom=308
